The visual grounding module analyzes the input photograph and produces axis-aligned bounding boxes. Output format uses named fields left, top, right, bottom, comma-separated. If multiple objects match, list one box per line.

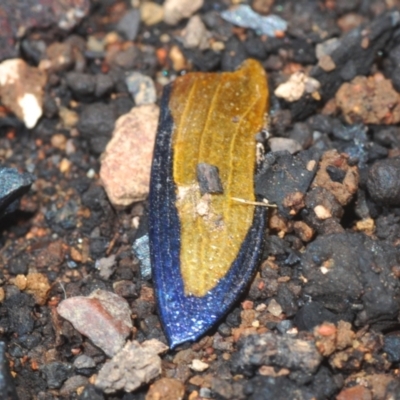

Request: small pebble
left=314, top=205, right=332, bottom=220
left=66, top=72, right=96, bottom=97
left=181, top=15, right=211, bottom=50
left=146, top=378, right=185, bottom=400
left=367, top=157, right=400, bottom=206
left=268, top=137, right=302, bottom=154
left=59, top=107, right=79, bottom=129
left=125, top=72, right=157, bottom=105
left=116, top=8, right=141, bottom=41
left=221, top=4, right=287, bottom=37
left=267, top=299, right=283, bottom=317
left=252, top=0, right=275, bottom=15
left=274, top=72, right=321, bottom=102
left=95, top=340, right=168, bottom=394
left=24, top=273, right=51, bottom=306
left=190, top=359, right=209, bottom=372
left=73, top=355, right=96, bottom=370
left=315, top=38, right=340, bottom=60
left=59, top=375, right=88, bottom=397
left=163, top=0, right=204, bottom=26
left=0, top=59, right=46, bottom=129
left=86, top=35, right=105, bottom=53
left=141, top=2, right=164, bottom=26
left=132, top=234, right=152, bottom=280
left=95, top=254, right=117, bottom=280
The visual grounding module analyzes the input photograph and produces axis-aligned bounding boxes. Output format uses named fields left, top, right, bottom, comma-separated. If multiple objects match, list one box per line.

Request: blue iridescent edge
left=149, top=84, right=267, bottom=348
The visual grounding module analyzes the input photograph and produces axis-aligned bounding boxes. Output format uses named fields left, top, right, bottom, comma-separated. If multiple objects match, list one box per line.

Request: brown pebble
left=337, top=13, right=366, bottom=32
left=36, top=240, right=66, bottom=269
left=146, top=377, right=185, bottom=400
left=241, top=300, right=254, bottom=310
left=318, top=55, right=336, bottom=72
left=312, top=150, right=359, bottom=206
left=336, top=385, right=372, bottom=400
left=51, top=133, right=67, bottom=150
left=293, top=221, right=314, bottom=242
left=336, top=75, right=400, bottom=125
left=25, top=273, right=51, bottom=305
left=252, top=0, right=274, bottom=15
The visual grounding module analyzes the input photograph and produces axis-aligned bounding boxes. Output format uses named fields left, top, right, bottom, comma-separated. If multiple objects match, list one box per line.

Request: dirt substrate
left=2, top=0, right=400, bottom=399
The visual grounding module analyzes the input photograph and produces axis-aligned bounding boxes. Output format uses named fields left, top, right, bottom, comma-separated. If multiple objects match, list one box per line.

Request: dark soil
left=2, top=0, right=400, bottom=399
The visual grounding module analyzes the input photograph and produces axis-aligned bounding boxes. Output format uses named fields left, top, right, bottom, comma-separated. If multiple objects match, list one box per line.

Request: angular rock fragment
left=57, top=289, right=133, bottom=357
left=311, top=150, right=358, bottom=206
left=95, top=340, right=168, bottom=394
left=0, top=166, right=34, bottom=218
left=0, top=59, right=46, bottom=128
left=100, top=104, right=159, bottom=206
left=234, top=332, right=322, bottom=375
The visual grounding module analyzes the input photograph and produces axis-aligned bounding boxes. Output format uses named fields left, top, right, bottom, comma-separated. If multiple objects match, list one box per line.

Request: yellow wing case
left=149, top=59, right=269, bottom=347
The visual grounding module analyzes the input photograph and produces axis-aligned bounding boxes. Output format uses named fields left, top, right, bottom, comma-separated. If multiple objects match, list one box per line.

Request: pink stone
left=57, top=289, right=132, bottom=357
left=100, top=104, right=160, bottom=206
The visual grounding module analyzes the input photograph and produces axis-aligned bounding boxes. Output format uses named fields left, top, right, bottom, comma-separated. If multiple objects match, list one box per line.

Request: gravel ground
left=1, top=1, right=400, bottom=399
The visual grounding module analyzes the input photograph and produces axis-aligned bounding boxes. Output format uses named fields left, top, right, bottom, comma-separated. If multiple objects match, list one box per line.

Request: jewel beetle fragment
left=149, top=59, right=269, bottom=348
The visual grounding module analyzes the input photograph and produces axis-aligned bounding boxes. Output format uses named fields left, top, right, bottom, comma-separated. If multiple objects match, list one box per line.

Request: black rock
left=244, top=376, right=315, bottom=400
left=94, top=74, right=114, bottom=98
left=89, top=237, right=109, bottom=259
left=116, top=8, right=140, bottom=41
left=383, top=333, right=400, bottom=363
left=0, top=166, right=34, bottom=218
left=41, top=362, right=72, bottom=389
left=7, top=253, right=30, bottom=275
left=255, top=149, right=320, bottom=217
left=3, top=292, right=35, bottom=336
left=221, top=36, right=248, bottom=71
left=79, top=384, right=105, bottom=400
left=289, top=122, right=313, bottom=149
left=66, top=72, right=96, bottom=97
left=301, top=232, right=400, bottom=330
left=244, top=34, right=267, bottom=60
left=0, top=341, right=18, bottom=400
left=311, top=366, right=341, bottom=400
left=294, top=302, right=344, bottom=331
left=77, top=103, right=116, bottom=154
left=367, top=157, right=400, bottom=206
left=232, top=332, right=322, bottom=376
left=290, top=39, right=317, bottom=65
left=276, top=286, right=298, bottom=317
left=190, top=49, right=221, bottom=72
